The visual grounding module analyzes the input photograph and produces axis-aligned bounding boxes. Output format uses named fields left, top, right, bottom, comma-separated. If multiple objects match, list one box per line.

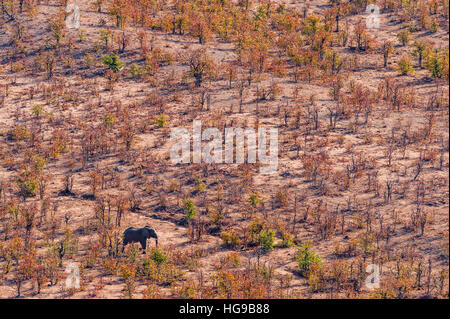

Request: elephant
left=123, top=226, right=158, bottom=253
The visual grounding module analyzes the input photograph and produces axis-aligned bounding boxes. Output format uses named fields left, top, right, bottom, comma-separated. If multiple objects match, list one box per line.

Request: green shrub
left=249, top=219, right=265, bottom=244
left=248, top=193, right=262, bottom=207
left=194, top=176, right=206, bottom=193
left=296, top=241, right=322, bottom=277
left=221, top=230, right=241, bottom=248
left=60, top=229, right=79, bottom=258
left=78, top=29, right=86, bottom=42
left=412, top=41, right=430, bottom=68
left=426, top=51, right=448, bottom=79
left=130, top=63, right=145, bottom=78
left=184, top=199, right=196, bottom=220
left=104, top=114, right=117, bottom=127
left=430, top=19, right=439, bottom=33
left=17, top=172, right=38, bottom=197
left=396, top=55, right=415, bottom=75
left=397, top=29, right=411, bottom=46
left=27, top=154, right=46, bottom=172
left=258, top=229, right=275, bottom=251
left=150, top=248, right=168, bottom=266
left=102, top=53, right=124, bottom=72
left=32, top=104, right=45, bottom=118
left=281, top=231, right=294, bottom=247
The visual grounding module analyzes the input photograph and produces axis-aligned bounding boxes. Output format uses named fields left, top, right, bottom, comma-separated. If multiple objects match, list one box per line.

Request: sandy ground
left=0, top=0, right=448, bottom=298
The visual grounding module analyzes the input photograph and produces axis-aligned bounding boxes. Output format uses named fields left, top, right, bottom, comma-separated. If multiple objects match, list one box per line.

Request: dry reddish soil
left=0, top=0, right=448, bottom=299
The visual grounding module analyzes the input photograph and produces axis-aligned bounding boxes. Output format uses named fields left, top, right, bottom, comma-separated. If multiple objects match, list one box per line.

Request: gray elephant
left=123, top=226, right=158, bottom=253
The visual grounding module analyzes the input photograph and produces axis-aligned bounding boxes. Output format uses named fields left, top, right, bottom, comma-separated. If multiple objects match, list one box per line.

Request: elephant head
left=143, top=226, right=158, bottom=246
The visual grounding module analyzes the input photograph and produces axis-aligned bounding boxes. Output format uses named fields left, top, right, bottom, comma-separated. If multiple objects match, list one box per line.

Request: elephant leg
left=141, top=240, right=146, bottom=254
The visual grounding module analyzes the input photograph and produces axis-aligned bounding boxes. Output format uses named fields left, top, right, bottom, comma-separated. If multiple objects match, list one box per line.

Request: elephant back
left=124, top=227, right=137, bottom=234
